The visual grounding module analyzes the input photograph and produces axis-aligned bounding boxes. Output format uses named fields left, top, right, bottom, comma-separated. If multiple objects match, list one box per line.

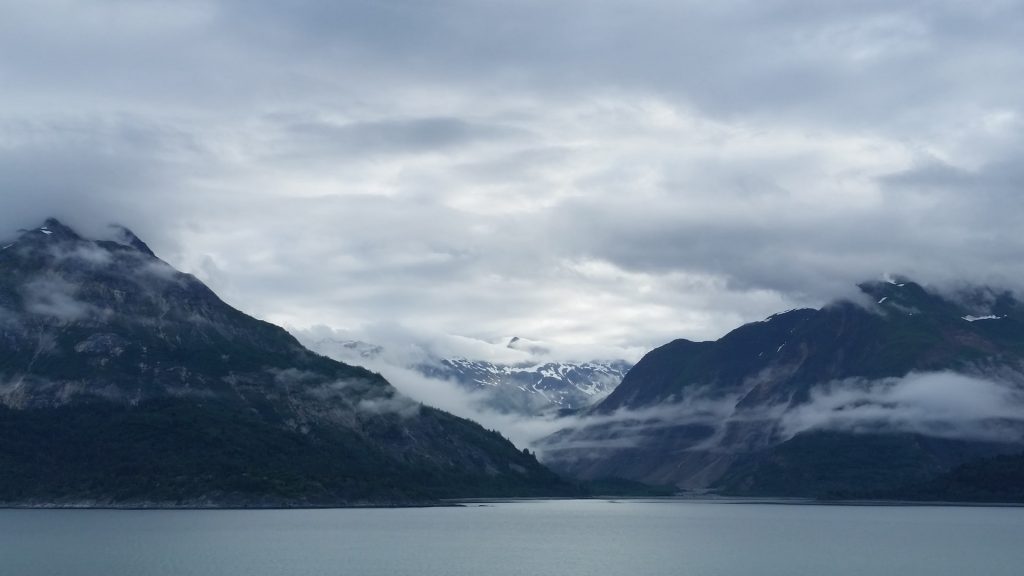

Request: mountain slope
left=887, top=451, right=1024, bottom=502
left=539, top=279, right=1024, bottom=496
left=0, top=219, right=576, bottom=506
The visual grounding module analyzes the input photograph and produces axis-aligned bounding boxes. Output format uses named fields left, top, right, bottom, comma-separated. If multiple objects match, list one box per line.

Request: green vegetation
left=0, top=220, right=583, bottom=506
left=0, top=399, right=579, bottom=506
left=713, top=431, right=1018, bottom=500
left=581, top=477, right=677, bottom=497
left=889, top=452, right=1024, bottom=503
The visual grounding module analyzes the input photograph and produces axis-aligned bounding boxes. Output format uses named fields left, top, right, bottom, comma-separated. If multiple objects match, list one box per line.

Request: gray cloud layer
left=2, top=1, right=1023, bottom=354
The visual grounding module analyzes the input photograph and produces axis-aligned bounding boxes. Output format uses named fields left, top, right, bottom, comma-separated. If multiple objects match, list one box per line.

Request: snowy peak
left=39, top=217, right=78, bottom=237
left=299, top=334, right=633, bottom=417
left=861, top=277, right=1024, bottom=323
left=10, top=218, right=81, bottom=245
left=423, top=357, right=631, bottom=415
left=2, top=219, right=157, bottom=260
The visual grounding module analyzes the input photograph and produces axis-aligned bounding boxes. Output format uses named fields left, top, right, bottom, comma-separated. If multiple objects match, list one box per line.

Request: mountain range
left=0, top=219, right=576, bottom=506
left=302, top=336, right=630, bottom=417
left=539, top=278, right=1024, bottom=499
left=5, top=218, right=1022, bottom=504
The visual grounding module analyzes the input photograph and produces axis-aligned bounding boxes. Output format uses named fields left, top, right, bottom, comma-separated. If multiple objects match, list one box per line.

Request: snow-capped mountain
left=419, top=355, right=631, bottom=416
left=300, top=335, right=632, bottom=417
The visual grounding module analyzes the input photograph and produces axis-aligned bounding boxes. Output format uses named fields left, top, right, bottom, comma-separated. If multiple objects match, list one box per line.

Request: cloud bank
left=542, top=371, right=1024, bottom=457
left=781, top=371, right=1024, bottom=442
left=3, top=0, right=1024, bottom=356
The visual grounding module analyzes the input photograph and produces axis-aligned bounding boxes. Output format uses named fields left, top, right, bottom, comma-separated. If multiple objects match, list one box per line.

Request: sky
left=2, top=0, right=1024, bottom=360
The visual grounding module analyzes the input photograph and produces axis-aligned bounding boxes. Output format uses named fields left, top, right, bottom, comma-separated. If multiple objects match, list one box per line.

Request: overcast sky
left=2, top=0, right=1023, bottom=358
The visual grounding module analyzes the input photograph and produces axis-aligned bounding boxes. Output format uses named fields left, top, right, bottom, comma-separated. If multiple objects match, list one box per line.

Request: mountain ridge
left=0, top=219, right=578, bottom=506
left=539, top=278, right=1024, bottom=498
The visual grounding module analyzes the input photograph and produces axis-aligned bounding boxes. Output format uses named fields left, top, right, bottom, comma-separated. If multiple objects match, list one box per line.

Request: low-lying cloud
left=781, top=371, right=1024, bottom=442
left=297, top=315, right=1024, bottom=452
left=334, top=359, right=559, bottom=446
left=542, top=371, right=1024, bottom=459
left=21, top=277, right=99, bottom=322
left=295, top=323, right=644, bottom=367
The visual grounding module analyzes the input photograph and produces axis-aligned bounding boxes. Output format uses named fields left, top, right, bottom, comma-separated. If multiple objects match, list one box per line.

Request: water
left=2, top=499, right=1023, bottom=575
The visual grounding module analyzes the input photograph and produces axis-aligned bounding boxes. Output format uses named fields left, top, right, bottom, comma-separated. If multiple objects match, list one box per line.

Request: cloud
left=292, top=324, right=628, bottom=447
left=537, top=396, right=745, bottom=454
left=293, top=323, right=644, bottom=366
left=50, top=244, right=113, bottom=267
left=3, top=1, right=1024, bottom=459
left=2, top=0, right=1024, bottom=358
left=543, top=371, right=1024, bottom=462
left=351, top=360, right=566, bottom=448
left=267, top=116, right=525, bottom=161
left=781, top=371, right=1024, bottom=442
left=21, top=277, right=99, bottom=322
left=0, top=308, right=21, bottom=332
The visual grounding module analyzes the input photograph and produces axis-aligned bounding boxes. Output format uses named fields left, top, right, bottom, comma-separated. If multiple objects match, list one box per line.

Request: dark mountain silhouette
left=0, top=219, right=576, bottom=506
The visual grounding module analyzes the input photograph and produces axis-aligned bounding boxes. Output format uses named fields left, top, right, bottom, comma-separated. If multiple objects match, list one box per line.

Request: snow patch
left=877, top=297, right=887, bottom=304
left=962, top=315, right=1002, bottom=322
left=764, top=309, right=798, bottom=322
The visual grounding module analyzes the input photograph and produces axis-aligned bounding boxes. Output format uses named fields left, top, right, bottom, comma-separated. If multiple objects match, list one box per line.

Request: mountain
left=539, top=278, right=1024, bottom=499
left=887, top=451, right=1024, bottom=502
left=0, top=219, right=577, bottom=506
left=302, top=336, right=631, bottom=417
left=418, top=354, right=631, bottom=416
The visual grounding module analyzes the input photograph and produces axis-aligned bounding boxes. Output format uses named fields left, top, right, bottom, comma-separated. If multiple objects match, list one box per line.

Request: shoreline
left=4, top=495, right=1024, bottom=511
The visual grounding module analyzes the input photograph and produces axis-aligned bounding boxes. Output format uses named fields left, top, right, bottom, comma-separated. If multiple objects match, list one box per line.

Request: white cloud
left=781, top=371, right=1024, bottom=442
left=2, top=0, right=1023, bottom=356
left=21, top=277, right=98, bottom=322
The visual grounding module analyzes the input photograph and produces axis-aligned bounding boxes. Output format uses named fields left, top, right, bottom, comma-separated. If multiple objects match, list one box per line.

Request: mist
left=781, top=371, right=1024, bottom=443
left=541, top=371, right=1024, bottom=460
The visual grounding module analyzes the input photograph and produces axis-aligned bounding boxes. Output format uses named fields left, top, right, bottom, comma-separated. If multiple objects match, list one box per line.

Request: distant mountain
left=0, top=219, right=577, bottom=507
left=540, top=278, right=1024, bottom=499
left=419, top=354, right=630, bottom=416
left=302, top=336, right=630, bottom=417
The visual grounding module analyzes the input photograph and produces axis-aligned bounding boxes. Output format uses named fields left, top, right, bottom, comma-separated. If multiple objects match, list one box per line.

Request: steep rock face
left=0, top=220, right=575, bottom=506
left=540, top=279, right=1024, bottom=496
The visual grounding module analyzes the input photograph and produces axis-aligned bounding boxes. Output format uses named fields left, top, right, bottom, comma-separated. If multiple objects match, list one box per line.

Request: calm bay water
left=2, top=499, right=1023, bottom=575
